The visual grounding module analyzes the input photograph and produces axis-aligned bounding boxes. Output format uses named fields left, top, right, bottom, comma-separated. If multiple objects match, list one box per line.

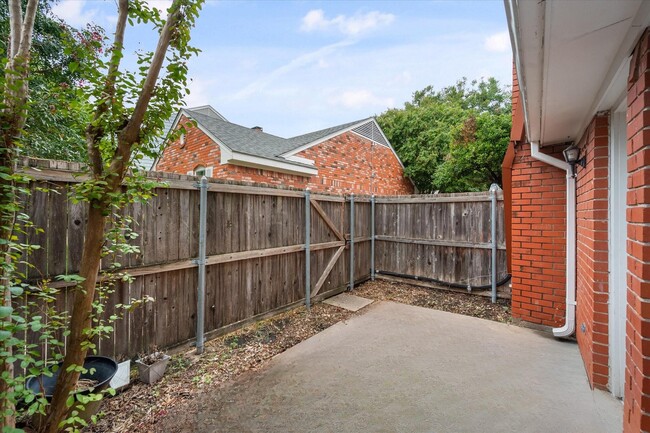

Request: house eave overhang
left=506, top=0, right=650, bottom=146
left=228, top=152, right=318, bottom=177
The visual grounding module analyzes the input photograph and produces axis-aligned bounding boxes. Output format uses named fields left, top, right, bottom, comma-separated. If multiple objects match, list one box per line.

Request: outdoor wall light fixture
left=562, top=143, right=586, bottom=176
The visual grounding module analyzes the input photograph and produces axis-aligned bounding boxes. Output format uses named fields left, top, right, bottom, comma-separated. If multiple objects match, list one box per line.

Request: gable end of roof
left=280, top=118, right=405, bottom=168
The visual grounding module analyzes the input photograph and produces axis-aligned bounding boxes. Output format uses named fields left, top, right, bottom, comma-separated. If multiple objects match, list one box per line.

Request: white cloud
left=300, top=9, right=395, bottom=36
left=484, top=31, right=510, bottom=52
left=51, top=0, right=97, bottom=27
left=232, top=39, right=355, bottom=100
left=329, top=90, right=395, bottom=110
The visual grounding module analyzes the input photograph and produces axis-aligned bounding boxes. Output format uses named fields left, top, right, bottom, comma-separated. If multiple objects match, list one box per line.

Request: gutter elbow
left=553, top=303, right=576, bottom=338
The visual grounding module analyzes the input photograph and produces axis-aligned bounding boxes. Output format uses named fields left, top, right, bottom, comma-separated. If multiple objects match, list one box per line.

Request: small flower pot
left=136, top=354, right=171, bottom=384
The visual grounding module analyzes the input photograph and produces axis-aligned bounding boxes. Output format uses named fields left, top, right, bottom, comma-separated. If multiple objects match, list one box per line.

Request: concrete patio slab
left=323, top=293, right=374, bottom=311
left=194, top=301, right=622, bottom=433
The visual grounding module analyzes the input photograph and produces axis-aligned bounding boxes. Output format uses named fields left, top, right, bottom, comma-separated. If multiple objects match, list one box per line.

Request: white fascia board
left=220, top=146, right=233, bottom=164
left=280, top=119, right=372, bottom=158
left=228, top=152, right=318, bottom=176
left=284, top=155, right=315, bottom=165
left=152, top=110, right=184, bottom=170
left=179, top=108, right=234, bottom=156
left=167, top=109, right=184, bottom=136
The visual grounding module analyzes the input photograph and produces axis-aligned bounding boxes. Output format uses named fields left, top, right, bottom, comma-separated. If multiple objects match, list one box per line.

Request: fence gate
left=308, top=196, right=347, bottom=299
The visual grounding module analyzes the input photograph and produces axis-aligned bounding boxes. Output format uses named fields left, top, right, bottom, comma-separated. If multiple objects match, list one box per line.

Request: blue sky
left=51, top=0, right=512, bottom=137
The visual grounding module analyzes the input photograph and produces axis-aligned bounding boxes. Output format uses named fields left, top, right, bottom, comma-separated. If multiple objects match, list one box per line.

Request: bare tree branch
left=16, top=0, right=39, bottom=59
left=109, top=1, right=183, bottom=186
left=124, top=4, right=181, bottom=139
left=87, top=0, right=129, bottom=177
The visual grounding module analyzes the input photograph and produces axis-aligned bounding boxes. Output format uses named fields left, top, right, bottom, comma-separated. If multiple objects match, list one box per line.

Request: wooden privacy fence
left=19, top=159, right=505, bottom=361
left=373, top=191, right=507, bottom=291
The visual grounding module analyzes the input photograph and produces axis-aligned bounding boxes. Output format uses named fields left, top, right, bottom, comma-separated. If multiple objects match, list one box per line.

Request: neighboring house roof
left=186, top=105, right=227, bottom=121
left=286, top=119, right=371, bottom=149
left=186, top=111, right=307, bottom=165
left=158, top=105, right=405, bottom=175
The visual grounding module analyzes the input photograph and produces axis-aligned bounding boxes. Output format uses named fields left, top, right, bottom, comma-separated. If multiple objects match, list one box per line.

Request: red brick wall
left=509, top=143, right=567, bottom=327
left=624, top=28, right=650, bottom=433
left=156, top=117, right=217, bottom=175
left=156, top=117, right=413, bottom=195
left=297, top=131, right=413, bottom=195
left=575, top=114, right=610, bottom=390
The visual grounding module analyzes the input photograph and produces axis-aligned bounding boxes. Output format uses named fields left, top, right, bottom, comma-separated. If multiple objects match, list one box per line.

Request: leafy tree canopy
left=377, top=77, right=511, bottom=193
left=0, top=0, right=95, bottom=162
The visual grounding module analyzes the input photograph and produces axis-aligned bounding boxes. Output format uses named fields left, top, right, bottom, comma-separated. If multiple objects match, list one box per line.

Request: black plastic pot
left=26, top=356, right=118, bottom=425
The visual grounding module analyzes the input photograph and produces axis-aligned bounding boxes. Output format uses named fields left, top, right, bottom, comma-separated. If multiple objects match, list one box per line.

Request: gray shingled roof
left=182, top=109, right=371, bottom=166
left=286, top=118, right=371, bottom=150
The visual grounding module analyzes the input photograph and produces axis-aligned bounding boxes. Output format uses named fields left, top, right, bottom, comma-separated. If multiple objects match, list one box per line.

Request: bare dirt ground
left=89, top=280, right=511, bottom=432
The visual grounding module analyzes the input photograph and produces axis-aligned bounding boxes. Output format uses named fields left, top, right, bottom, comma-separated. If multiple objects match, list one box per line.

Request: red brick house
left=154, top=106, right=413, bottom=195
left=503, top=1, right=650, bottom=431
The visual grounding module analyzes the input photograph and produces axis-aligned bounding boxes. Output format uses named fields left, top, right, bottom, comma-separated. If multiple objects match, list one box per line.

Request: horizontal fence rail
left=17, top=158, right=506, bottom=362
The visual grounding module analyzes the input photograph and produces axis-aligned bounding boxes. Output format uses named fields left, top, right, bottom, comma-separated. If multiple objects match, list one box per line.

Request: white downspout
left=505, top=0, right=576, bottom=338
left=530, top=143, right=576, bottom=338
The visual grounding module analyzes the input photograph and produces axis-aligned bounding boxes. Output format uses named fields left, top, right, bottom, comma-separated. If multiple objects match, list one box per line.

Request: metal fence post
left=195, top=176, right=208, bottom=354
left=371, top=194, right=375, bottom=281
left=349, top=193, right=355, bottom=291
left=490, top=184, right=499, bottom=303
left=305, top=189, right=311, bottom=309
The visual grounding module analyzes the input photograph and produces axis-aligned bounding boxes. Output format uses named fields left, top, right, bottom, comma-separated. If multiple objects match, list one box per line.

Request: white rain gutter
left=505, top=0, right=576, bottom=338
left=531, top=144, right=576, bottom=338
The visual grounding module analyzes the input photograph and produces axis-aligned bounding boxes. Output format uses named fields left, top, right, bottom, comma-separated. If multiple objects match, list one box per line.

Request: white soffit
left=514, top=0, right=648, bottom=145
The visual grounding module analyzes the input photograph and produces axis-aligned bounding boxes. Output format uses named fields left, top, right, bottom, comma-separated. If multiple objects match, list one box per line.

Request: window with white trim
left=192, top=165, right=213, bottom=177
left=194, top=165, right=206, bottom=176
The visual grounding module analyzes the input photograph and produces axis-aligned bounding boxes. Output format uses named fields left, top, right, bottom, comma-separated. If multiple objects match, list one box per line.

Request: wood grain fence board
left=126, top=277, right=144, bottom=356
left=177, top=189, right=191, bottom=260
left=188, top=189, right=200, bottom=259
left=205, top=189, right=218, bottom=256
left=141, top=198, right=155, bottom=266
left=167, top=188, right=181, bottom=262
left=112, top=281, right=130, bottom=360
left=310, top=199, right=344, bottom=241
left=47, top=183, right=68, bottom=277
left=375, top=235, right=506, bottom=250
left=312, top=245, right=346, bottom=297
left=142, top=274, right=157, bottom=352
left=28, top=184, right=49, bottom=279
left=182, top=267, right=197, bottom=343
left=155, top=272, right=170, bottom=349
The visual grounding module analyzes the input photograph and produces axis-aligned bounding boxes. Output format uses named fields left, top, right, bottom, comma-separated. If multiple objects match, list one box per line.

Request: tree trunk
left=42, top=205, right=107, bottom=433
left=0, top=253, right=15, bottom=429
left=2, top=2, right=40, bottom=425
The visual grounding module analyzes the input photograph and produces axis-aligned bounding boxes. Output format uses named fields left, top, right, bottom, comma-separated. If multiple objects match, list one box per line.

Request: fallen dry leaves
left=88, top=280, right=510, bottom=432
left=354, top=280, right=511, bottom=323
